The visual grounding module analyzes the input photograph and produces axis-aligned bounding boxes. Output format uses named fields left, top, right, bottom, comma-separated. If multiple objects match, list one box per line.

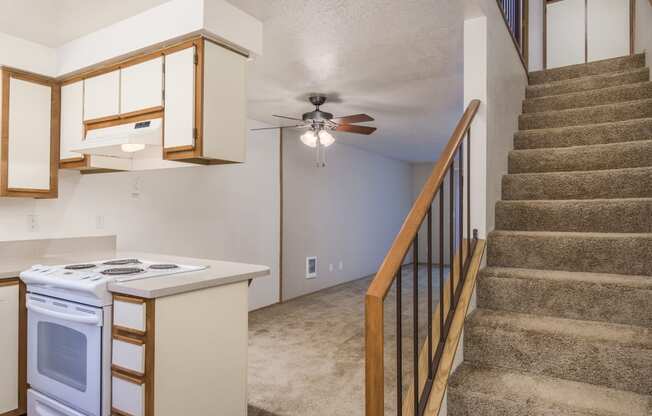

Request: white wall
left=282, top=135, right=412, bottom=301
left=0, top=121, right=280, bottom=311
left=528, top=0, right=544, bottom=71
left=636, top=0, right=652, bottom=55
left=0, top=32, right=56, bottom=76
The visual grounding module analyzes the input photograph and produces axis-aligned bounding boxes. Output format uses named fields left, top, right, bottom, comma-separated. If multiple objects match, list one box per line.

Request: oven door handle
left=27, top=301, right=102, bottom=326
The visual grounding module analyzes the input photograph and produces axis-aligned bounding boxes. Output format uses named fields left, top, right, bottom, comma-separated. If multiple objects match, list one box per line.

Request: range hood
left=72, top=119, right=162, bottom=158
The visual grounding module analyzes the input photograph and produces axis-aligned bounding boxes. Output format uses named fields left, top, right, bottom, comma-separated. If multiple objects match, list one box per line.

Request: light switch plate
left=306, top=256, right=317, bottom=279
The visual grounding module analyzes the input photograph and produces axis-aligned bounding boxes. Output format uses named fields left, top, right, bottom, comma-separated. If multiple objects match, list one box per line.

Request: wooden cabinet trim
left=112, top=369, right=145, bottom=385
left=113, top=333, right=145, bottom=346
left=112, top=364, right=145, bottom=380
left=111, top=408, right=137, bottom=416
left=1, top=67, right=59, bottom=199
left=0, top=278, right=18, bottom=287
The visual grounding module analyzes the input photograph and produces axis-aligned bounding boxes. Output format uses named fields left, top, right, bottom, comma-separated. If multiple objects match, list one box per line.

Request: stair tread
left=450, top=364, right=652, bottom=416
left=523, top=81, right=652, bottom=113
left=482, top=266, right=652, bottom=290
left=527, top=67, right=650, bottom=98
left=490, top=229, right=652, bottom=238
left=520, top=98, right=652, bottom=121
left=469, top=308, right=652, bottom=347
left=528, top=54, right=646, bottom=85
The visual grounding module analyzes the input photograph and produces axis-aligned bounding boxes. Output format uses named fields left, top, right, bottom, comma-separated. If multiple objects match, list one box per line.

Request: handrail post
left=365, top=294, right=384, bottom=416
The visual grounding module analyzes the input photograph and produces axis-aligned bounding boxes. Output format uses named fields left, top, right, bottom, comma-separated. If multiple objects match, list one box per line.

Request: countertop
left=2, top=249, right=270, bottom=299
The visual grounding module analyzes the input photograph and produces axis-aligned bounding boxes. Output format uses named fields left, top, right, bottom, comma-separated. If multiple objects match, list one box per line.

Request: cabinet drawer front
left=112, top=338, right=145, bottom=375
left=83, top=70, right=120, bottom=121
left=112, top=375, right=145, bottom=416
left=113, top=298, right=146, bottom=333
left=7, top=77, right=52, bottom=191
left=120, top=57, right=164, bottom=115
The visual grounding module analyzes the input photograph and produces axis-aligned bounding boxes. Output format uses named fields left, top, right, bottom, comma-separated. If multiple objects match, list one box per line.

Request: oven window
left=37, top=322, right=88, bottom=392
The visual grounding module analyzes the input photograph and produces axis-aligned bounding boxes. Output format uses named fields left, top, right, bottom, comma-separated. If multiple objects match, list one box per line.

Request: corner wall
left=636, top=0, right=652, bottom=55
left=282, top=134, right=412, bottom=301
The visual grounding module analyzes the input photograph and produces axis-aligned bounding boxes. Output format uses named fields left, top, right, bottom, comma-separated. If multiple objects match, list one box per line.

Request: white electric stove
left=20, top=258, right=207, bottom=416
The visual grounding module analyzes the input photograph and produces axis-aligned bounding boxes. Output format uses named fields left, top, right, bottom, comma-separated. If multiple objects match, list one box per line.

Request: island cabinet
left=0, top=279, right=26, bottom=416
left=110, top=281, right=248, bottom=416
left=0, top=68, right=59, bottom=198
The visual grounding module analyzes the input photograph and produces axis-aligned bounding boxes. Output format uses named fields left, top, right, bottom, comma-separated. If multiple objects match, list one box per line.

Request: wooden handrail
left=365, top=100, right=481, bottom=416
left=366, top=100, right=480, bottom=301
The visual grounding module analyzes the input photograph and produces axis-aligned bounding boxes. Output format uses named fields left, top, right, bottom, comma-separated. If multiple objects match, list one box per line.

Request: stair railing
left=365, top=100, right=484, bottom=416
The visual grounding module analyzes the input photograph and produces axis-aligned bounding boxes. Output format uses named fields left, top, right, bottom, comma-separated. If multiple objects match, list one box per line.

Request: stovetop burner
left=64, top=263, right=96, bottom=270
left=101, top=267, right=145, bottom=276
left=103, top=259, right=142, bottom=266
left=149, top=264, right=179, bottom=270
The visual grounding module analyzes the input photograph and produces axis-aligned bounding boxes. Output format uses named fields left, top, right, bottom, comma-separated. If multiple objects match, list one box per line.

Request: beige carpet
left=248, top=265, right=449, bottom=416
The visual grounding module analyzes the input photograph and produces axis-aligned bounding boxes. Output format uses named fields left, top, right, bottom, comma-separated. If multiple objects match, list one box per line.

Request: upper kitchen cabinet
left=164, top=38, right=247, bottom=165
left=60, top=81, right=84, bottom=162
left=0, top=67, right=59, bottom=198
left=83, top=70, right=120, bottom=122
left=120, top=56, right=164, bottom=116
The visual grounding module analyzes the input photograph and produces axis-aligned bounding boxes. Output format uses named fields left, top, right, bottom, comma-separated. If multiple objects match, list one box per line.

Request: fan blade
left=332, top=114, right=374, bottom=124
left=250, top=124, right=306, bottom=131
left=273, top=115, right=304, bottom=122
left=335, top=124, right=377, bottom=135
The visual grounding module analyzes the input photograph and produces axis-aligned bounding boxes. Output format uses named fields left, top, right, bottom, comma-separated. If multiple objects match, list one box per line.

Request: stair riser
left=519, top=100, right=652, bottom=130
left=526, top=68, right=650, bottom=99
left=509, top=141, right=652, bottom=174
left=447, top=391, right=588, bottom=416
left=502, top=168, right=652, bottom=200
left=477, top=275, right=652, bottom=328
left=529, top=54, right=646, bottom=85
left=495, top=200, right=652, bottom=233
left=464, top=325, right=652, bottom=395
left=487, top=233, right=652, bottom=275
left=524, top=83, right=652, bottom=114
left=514, top=119, right=652, bottom=150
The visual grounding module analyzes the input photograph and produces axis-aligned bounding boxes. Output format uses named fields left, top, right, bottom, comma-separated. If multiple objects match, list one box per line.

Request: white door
left=0, top=284, right=18, bottom=414
left=120, top=57, right=164, bottom=115
left=60, top=81, right=84, bottom=161
left=587, top=0, right=631, bottom=61
left=7, top=77, right=52, bottom=191
left=547, top=0, right=586, bottom=68
left=83, top=70, right=120, bottom=121
left=164, top=47, right=196, bottom=150
left=27, top=294, right=103, bottom=416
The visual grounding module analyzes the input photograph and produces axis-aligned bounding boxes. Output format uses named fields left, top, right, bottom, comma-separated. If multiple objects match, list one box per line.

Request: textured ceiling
left=0, top=0, right=169, bottom=47
left=229, top=0, right=474, bottom=162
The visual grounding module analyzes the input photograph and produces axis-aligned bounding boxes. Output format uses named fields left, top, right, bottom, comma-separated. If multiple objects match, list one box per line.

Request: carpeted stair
left=448, top=54, right=652, bottom=415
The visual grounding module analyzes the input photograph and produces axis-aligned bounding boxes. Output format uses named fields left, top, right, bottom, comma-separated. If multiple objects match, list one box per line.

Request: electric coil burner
left=64, top=263, right=97, bottom=270
left=100, top=267, right=145, bottom=276
left=149, top=264, right=179, bottom=270
left=102, top=259, right=141, bottom=266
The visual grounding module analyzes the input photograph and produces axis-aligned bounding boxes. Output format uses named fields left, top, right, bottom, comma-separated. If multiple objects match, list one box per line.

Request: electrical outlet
left=27, top=214, right=39, bottom=232
left=96, top=215, right=105, bottom=230
left=329, top=263, right=334, bottom=272
left=338, top=260, right=343, bottom=270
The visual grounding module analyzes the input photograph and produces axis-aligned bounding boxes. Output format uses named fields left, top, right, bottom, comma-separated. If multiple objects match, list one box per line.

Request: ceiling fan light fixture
left=318, top=130, right=335, bottom=147
left=300, top=130, right=318, bottom=148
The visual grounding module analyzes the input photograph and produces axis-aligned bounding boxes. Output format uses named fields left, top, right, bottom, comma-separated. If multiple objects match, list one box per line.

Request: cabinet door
left=164, top=47, right=196, bottom=150
left=0, top=283, right=19, bottom=414
left=60, top=81, right=84, bottom=161
left=546, top=0, right=586, bottom=69
left=587, top=0, right=630, bottom=62
left=83, top=70, right=120, bottom=121
left=6, top=76, right=53, bottom=192
left=120, top=57, right=164, bottom=115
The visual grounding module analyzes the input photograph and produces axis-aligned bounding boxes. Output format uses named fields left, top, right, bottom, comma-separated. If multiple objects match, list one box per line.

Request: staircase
left=447, top=54, right=652, bottom=415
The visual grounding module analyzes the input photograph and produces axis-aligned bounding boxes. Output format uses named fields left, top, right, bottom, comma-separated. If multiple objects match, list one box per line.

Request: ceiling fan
left=252, top=95, right=377, bottom=167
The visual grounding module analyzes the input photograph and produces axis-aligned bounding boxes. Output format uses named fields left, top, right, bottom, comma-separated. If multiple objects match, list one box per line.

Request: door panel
left=60, top=81, right=84, bottom=161
left=83, top=70, right=119, bottom=121
left=547, top=0, right=586, bottom=69
left=163, top=47, right=196, bottom=150
left=7, top=77, right=52, bottom=190
left=587, top=0, right=630, bottom=61
left=120, top=57, right=164, bottom=115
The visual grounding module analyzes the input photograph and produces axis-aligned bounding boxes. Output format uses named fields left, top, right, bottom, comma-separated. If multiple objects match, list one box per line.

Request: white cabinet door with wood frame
left=164, top=46, right=196, bottom=151
left=83, top=70, right=120, bottom=122
left=60, top=81, right=84, bottom=163
left=0, top=282, right=19, bottom=415
left=0, top=68, right=58, bottom=199
left=120, top=57, right=164, bottom=116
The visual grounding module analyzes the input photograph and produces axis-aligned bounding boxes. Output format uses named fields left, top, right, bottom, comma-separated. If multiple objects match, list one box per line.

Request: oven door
left=27, top=294, right=103, bottom=416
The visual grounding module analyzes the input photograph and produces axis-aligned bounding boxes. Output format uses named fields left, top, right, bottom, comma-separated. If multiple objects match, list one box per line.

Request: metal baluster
left=458, top=147, right=464, bottom=285
left=413, top=235, right=419, bottom=416
left=466, top=130, right=471, bottom=264
left=449, top=163, right=455, bottom=310
left=396, top=266, right=402, bottom=416
left=427, top=207, right=433, bottom=379
left=439, top=186, right=444, bottom=345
